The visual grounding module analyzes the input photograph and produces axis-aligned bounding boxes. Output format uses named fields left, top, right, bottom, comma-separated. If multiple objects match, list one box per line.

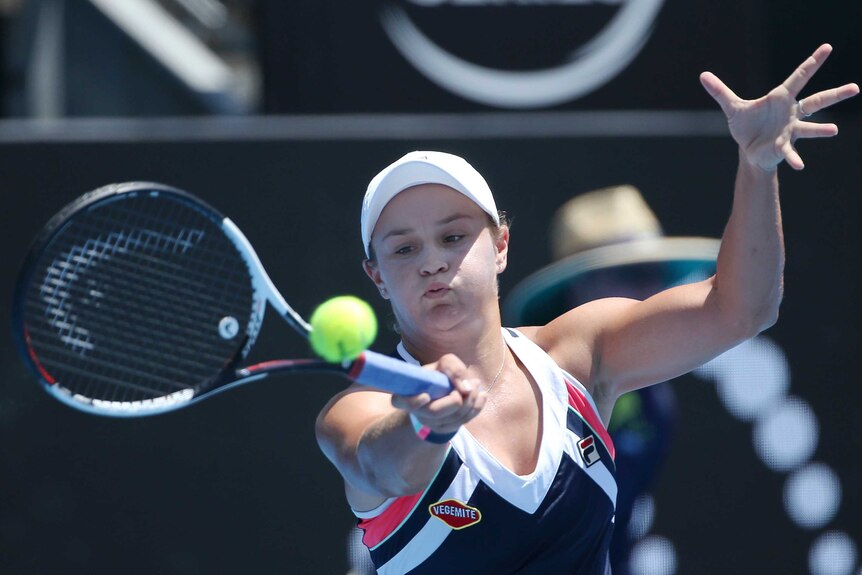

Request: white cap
left=361, top=151, right=500, bottom=258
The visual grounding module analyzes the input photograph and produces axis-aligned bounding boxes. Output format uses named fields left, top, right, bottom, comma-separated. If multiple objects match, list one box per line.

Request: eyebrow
left=380, top=213, right=474, bottom=242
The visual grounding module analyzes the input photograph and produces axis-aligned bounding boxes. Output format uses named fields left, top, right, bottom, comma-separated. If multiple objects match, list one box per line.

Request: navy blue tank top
left=355, top=329, right=616, bottom=574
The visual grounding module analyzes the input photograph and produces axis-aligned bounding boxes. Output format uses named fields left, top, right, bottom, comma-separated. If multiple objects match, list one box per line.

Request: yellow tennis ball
left=309, top=296, right=378, bottom=363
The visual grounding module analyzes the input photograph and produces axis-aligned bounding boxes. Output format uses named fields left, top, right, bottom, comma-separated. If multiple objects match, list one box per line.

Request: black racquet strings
left=20, top=190, right=256, bottom=405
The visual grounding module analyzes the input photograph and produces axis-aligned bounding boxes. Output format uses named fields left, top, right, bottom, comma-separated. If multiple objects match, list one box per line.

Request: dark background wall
left=257, top=0, right=860, bottom=114
left=1, top=0, right=860, bottom=573
left=1, top=127, right=860, bottom=574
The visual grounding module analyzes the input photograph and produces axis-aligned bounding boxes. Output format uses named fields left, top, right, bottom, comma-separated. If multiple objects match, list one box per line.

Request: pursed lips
left=424, top=282, right=451, bottom=299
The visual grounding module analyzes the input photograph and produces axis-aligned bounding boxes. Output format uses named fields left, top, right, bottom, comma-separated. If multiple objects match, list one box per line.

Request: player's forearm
left=714, top=149, right=785, bottom=333
left=355, top=410, right=449, bottom=497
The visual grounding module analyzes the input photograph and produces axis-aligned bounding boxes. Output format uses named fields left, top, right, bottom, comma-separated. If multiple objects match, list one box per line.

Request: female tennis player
left=316, top=44, right=858, bottom=574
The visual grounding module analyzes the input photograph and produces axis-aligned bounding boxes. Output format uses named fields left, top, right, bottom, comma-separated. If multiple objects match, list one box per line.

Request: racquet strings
left=22, top=192, right=256, bottom=406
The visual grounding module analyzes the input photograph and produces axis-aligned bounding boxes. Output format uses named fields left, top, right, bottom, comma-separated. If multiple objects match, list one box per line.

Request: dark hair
left=494, top=210, right=511, bottom=238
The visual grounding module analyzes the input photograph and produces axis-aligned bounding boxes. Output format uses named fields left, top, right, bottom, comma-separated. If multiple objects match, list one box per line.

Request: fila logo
left=578, top=435, right=601, bottom=467
left=429, top=499, right=482, bottom=530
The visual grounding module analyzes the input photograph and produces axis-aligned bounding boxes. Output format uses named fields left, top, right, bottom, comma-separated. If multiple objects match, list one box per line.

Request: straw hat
left=502, top=185, right=720, bottom=326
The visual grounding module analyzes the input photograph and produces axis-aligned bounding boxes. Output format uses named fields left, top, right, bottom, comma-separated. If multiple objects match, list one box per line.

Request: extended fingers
left=699, top=71, right=740, bottom=117
left=781, top=119, right=842, bottom=172
left=783, top=44, right=832, bottom=97
left=781, top=141, right=805, bottom=171
left=795, top=121, right=838, bottom=139
left=799, top=83, right=861, bottom=116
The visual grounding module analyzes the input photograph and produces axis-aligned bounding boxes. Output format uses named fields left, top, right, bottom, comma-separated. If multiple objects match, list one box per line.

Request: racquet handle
left=348, top=350, right=452, bottom=400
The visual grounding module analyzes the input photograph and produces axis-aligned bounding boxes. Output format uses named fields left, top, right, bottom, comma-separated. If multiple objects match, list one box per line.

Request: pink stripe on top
left=358, top=490, right=424, bottom=549
left=564, top=380, right=616, bottom=460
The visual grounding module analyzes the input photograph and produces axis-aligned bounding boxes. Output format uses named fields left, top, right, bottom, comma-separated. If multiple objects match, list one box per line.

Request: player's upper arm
left=315, top=386, right=395, bottom=499
left=533, top=276, right=763, bottom=404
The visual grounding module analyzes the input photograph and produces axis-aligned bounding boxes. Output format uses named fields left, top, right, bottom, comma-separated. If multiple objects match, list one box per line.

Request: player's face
left=364, top=184, right=508, bottom=336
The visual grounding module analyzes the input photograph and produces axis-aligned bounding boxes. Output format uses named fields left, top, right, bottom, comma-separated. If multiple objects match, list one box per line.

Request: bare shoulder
left=516, top=297, right=640, bottom=394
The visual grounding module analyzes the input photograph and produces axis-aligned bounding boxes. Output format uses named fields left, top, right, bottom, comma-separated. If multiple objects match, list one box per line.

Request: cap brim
left=502, top=237, right=720, bottom=326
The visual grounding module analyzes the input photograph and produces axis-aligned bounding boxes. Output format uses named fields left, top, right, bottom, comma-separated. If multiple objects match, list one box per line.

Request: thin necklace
left=485, top=347, right=507, bottom=393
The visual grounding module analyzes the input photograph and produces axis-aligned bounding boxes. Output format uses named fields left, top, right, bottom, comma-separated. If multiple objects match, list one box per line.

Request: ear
left=494, top=226, right=510, bottom=274
left=363, top=259, right=390, bottom=300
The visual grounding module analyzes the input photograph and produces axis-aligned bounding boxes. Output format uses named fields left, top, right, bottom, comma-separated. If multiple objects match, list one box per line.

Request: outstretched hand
left=700, top=44, right=859, bottom=171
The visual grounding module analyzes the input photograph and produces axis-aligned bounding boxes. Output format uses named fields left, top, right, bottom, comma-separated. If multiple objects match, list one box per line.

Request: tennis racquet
left=11, top=182, right=451, bottom=417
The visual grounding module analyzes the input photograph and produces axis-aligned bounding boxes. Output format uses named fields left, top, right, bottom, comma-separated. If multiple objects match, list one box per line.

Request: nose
left=419, top=248, right=448, bottom=276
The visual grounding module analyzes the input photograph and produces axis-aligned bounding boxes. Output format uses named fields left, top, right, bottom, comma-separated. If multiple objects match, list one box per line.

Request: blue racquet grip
left=348, top=350, right=452, bottom=399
